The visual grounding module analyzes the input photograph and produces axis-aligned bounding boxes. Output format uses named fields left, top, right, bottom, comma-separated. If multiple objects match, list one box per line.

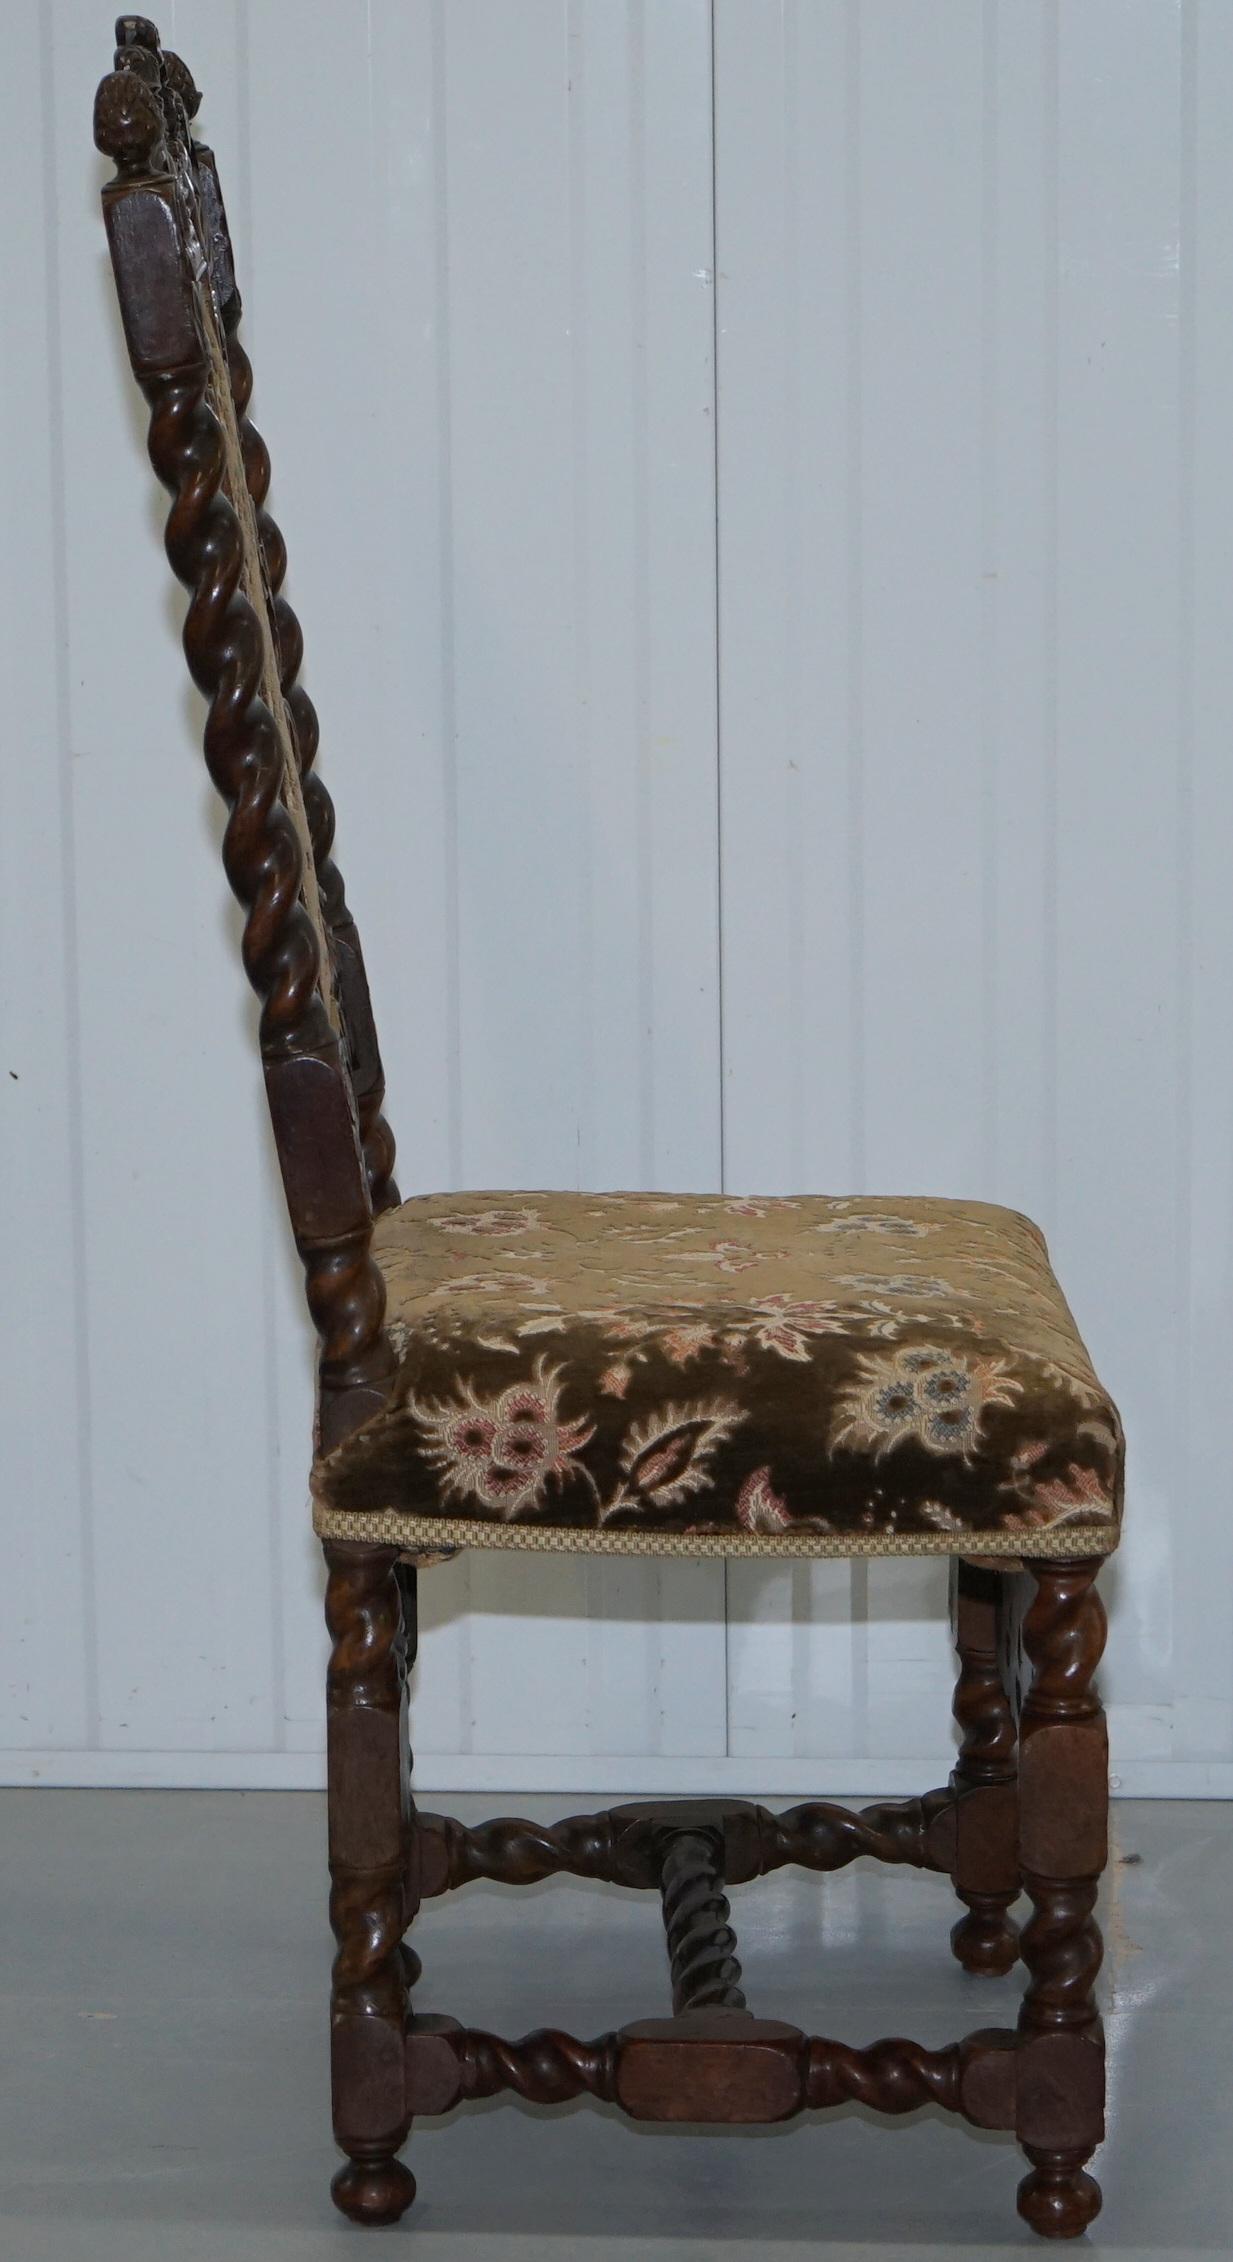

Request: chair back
left=94, top=14, right=395, bottom=1444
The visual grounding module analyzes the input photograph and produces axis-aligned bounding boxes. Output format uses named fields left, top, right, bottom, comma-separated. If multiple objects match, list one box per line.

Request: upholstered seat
left=311, top=1190, right=1122, bottom=1560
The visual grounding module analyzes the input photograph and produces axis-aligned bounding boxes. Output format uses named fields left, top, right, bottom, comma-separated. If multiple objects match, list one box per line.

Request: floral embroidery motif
left=1023, top=1355, right=1110, bottom=1411
left=604, top=1399, right=744, bottom=1521
left=745, top=1294, right=850, bottom=1359
left=836, top=1273, right=964, bottom=1301
left=830, top=1346, right=1020, bottom=1460
left=660, top=1321, right=719, bottom=1366
left=542, top=1290, right=959, bottom=1376
left=426, top=1205, right=541, bottom=1237
left=736, top=1465, right=792, bottom=1534
left=919, top=1499, right=968, bottom=1532
left=1023, top=1465, right=1114, bottom=1523
left=686, top=1239, right=771, bottom=1274
left=600, top=1312, right=663, bottom=1342
left=998, top=1449, right=1114, bottom=1530
left=408, top=1359, right=596, bottom=1518
left=436, top=1270, right=552, bottom=1300
left=814, top=1215, right=938, bottom=1239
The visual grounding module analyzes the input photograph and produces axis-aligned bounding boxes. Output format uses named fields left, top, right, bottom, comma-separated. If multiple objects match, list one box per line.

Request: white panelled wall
left=3, top=0, right=1230, bottom=1793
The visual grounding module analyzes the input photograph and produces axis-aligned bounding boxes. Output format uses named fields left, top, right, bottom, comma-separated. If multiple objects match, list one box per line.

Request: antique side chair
left=94, top=18, right=1123, bottom=2242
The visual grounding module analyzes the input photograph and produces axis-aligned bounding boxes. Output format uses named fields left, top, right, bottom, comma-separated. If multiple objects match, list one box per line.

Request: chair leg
left=949, top=1560, right=1020, bottom=1974
left=324, top=1541, right=417, bottom=2225
left=1014, top=1558, right=1108, bottom=2239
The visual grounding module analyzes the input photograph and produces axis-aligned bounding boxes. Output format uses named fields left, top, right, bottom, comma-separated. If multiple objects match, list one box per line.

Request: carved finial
left=115, top=15, right=161, bottom=51
left=93, top=66, right=163, bottom=173
left=114, top=45, right=160, bottom=92
left=161, top=50, right=202, bottom=120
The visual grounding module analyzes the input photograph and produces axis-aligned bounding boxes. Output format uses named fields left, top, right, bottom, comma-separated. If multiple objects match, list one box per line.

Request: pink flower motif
left=814, top=1214, right=935, bottom=1240
left=438, top=1270, right=549, bottom=1298
left=746, top=1293, right=846, bottom=1359
left=1027, top=1464, right=1113, bottom=1523
left=664, top=1238, right=768, bottom=1274
left=608, top=1399, right=745, bottom=1517
left=736, top=1466, right=792, bottom=1534
left=710, top=1239, right=762, bottom=1271
left=751, top=1293, right=841, bottom=1325
left=661, top=1322, right=716, bottom=1366
left=1011, top=1439, right=1049, bottom=1471
left=447, top=1414, right=496, bottom=1462
left=426, top=1205, right=541, bottom=1237
left=409, top=1360, right=596, bottom=1518
left=751, top=1321, right=813, bottom=1362
left=599, top=1361, right=632, bottom=1398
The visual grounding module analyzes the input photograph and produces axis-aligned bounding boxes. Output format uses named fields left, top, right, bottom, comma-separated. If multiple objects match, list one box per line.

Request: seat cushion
left=310, top=1191, right=1123, bottom=1561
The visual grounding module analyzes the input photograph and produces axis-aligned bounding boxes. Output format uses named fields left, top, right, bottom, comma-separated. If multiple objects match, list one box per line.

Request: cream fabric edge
left=311, top=1501, right=1119, bottom=1564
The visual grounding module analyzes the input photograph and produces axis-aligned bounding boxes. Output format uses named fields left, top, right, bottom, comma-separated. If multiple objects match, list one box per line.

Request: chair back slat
left=205, top=217, right=400, bottom=1215
left=95, top=15, right=395, bottom=1440
left=196, top=255, right=343, bottom=1038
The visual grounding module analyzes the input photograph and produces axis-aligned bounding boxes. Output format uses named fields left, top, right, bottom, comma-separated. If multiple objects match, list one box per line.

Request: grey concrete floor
left=0, top=1790, right=1226, bottom=2261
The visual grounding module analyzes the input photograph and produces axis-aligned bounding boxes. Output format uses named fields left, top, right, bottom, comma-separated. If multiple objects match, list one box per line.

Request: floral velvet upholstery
left=310, top=1191, right=1122, bottom=1562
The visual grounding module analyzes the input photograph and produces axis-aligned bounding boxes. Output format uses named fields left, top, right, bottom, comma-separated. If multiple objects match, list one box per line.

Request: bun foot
left=1017, top=2153, right=1101, bottom=2239
left=331, top=2155, right=417, bottom=2225
left=951, top=1897, right=1020, bottom=1975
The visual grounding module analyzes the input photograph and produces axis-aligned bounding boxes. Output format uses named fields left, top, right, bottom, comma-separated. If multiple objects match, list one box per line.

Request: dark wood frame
left=95, top=19, right=1112, bottom=2240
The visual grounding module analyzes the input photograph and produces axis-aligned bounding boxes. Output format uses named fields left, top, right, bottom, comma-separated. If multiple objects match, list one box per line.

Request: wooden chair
left=94, top=17, right=1122, bottom=2240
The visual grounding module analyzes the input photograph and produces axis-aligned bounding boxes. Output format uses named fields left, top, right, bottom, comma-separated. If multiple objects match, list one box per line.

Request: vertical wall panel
left=1178, top=0, right=1233, bottom=1764
left=847, top=2, right=988, bottom=1758
left=713, top=0, right=864, bottom=1764
left=0, top=4, right=93, bottom=1752
left=1051, top=0, right=1184, bottom=1759
left=983, top=1, right=1058, bottom=1218
left=854, top=5, right=987, bottom=1197
left=46, top=0, right=282, bottom=1755
left=716, top=0, right=1227, bottom=1787
left=714, top=0, right=860, bottom=1200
